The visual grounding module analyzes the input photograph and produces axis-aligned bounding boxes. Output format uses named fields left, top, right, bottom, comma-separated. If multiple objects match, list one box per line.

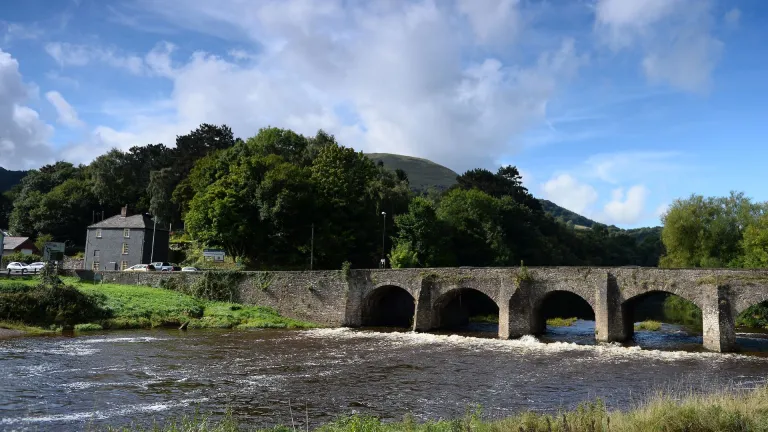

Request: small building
left=84, top=206, right=169, bottom=271
left=2, top=236, right=40, bottom=256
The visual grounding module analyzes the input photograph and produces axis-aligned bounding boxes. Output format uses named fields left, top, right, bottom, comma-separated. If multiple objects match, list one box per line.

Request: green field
left=0, top=277, right=315, bottom=334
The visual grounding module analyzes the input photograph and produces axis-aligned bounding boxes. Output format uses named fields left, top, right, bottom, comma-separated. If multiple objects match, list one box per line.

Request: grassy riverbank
left=0, top=276, right=315, bottom=334
left=109, top=385, right=768, bottom=431
left=634, top=320, right=662, bottom=331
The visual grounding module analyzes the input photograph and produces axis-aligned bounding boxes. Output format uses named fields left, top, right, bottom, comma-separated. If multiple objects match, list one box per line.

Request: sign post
left=43, top=242, right=66, bottom=262
left=203, top=249, right=226, bottom=262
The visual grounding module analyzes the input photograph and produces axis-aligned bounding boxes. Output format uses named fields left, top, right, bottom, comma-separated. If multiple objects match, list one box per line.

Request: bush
left=2, top=253, right=43, bottom=267
left=160, top=271, right=244, bottom=302
left=74, top=323, right=103, bottom=332
left=0, top=284, right=107, bottom=327
left=663, top=295, right=702, bottom=331
left=737, top=302, right=768, bottom=328
left=634, top=320, right=662, bottom=331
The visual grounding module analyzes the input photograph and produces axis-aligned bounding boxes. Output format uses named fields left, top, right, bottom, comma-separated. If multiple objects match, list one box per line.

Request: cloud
left=541, top=174, right=598, bottom=215
left=457, top=0, right=520, bottom=46
left=2, top=22, right=44, bottom=45
left=602, top=185, right=649, bottom=224
left=86, top=0, right=585, bottom=171
left=584, top=151, right=684, bottom=184
left=724, top=8, right=741, bottom=28
left=0, top=49, right=54, bottom=170
left=45, top=90, right=84, bottom=128
left=594, top=0, right=722, bottom=93
left=45, top=42, right=145, bottom=74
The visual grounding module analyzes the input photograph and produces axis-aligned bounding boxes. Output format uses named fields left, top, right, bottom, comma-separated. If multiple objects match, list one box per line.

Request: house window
left=121, top=261, right=129, bottom=271
left=92, top=261, right=100, bottom=271
left=96, top=229, right=102, bottom=238
left=94, top=250, right=100, bottom=258
left=124, top=228, right=130, bottom=238
left=122, top=243, right=129, bottom=255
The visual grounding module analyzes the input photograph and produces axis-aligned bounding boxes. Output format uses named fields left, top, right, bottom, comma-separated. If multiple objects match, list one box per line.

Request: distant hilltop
left=364, top=152, right=601, bottom=229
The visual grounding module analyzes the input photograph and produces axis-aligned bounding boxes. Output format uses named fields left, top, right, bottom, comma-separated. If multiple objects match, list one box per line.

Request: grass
left=104, top=385, right=768, bottom=431
left=0, top=277, right=316, bottom=332
left=634, top=320, right=662, bottom=332
left=469, top=314, right=499, bottom=324
left=546, top=317, right=577, bottom=327
left=0, top=320, right=58, bottom=335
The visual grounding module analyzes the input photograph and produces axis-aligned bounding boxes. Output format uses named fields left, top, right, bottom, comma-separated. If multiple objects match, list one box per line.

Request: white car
left=124, top=264, right=157, bottom=272
left=5, top=262, right=29, bottom=273
left=27, top=262, right=46, bottom=272
left=150, top=262, right=175, bottom=272
left=181, top=267, right=200, bottom=272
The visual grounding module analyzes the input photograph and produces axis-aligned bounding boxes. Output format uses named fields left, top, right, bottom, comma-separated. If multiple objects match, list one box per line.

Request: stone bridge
left=95, top=266, right=768, bottom=352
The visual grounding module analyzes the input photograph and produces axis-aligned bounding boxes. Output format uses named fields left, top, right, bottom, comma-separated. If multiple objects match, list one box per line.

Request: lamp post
left=380, top=211, right=387, bottom=269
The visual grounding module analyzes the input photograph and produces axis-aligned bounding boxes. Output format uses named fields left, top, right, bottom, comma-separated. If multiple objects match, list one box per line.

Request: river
left=2, top=323, right=768, bottom=431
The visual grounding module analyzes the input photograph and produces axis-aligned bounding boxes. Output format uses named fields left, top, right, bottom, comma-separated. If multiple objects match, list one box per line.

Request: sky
left=0, top=0, right=766, bottom=229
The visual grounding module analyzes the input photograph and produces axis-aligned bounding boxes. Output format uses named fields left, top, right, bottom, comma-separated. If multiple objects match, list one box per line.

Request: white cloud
left=594, top=0, right=722, bottom=93
left=0, top=49, right=54, bottom=170
left=86, top=0, right=585, bottom=171
left=602, top=185, right=649, bottom=224
left=541, top=174, right=598, bottom=215
left=724, top=8, right=741, bottom=28
left=45, top=90, right=84, bottom=128
left=457, top=0, right=520, bottom=46
left=654, top=203, right=669, bottom=218
left=584, top=151, right=683, bottom=184
left=2, top=22, right=44, bottom=45
left=45, top=42, right=146, bottom=75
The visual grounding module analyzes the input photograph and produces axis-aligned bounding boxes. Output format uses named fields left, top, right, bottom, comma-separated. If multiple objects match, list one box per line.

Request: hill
left=365, top=153, right=458, bottom=191
left=538, top=199, right=598, bottom=228
left=365, top=153, right=601, bottom=228
left=0, top=167, right=27, bottom=192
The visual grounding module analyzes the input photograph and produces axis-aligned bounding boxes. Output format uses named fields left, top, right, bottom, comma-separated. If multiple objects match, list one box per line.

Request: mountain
left=538, top=199, right=598, bottom=228
left=365, top=153, right=598, bottom=225
left=0, top=167, right=27, bottom=192
left=365, top=153, right=459, bottom=191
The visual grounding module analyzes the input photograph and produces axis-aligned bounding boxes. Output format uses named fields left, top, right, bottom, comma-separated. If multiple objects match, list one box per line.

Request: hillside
left=0, top=168, right=27, bottom=192
left=365, top=153, right=601, bottom=228
left=365, top=153, right=458, bottom=191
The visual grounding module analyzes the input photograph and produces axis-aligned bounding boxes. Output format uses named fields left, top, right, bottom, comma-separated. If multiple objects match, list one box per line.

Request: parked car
left=181, top=267, right=200, bottom=272
left=170, top=263, right=181, bottom=271
left=150, top=262, right=175, bottom=272
left=5, top=262, right=29, bottom=273
left=124, top=264, right=156, bottom=272
left=27, top=262, right=46, bottom=272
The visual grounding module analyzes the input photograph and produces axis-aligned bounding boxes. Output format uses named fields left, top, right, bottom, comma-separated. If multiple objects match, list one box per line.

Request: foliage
left=107, top=386, right=768, bottom=432
left=0, top=281, right=106, bottom=327
left=742, top=212, right=768, bottom=268
left=74, top=323, right=103, bottom=332
left=161, top=271, right=245, bottom=302
left=546, top=317, right=577, bottom=327
left=2, top=252, right=42, bottom=266
left=539, top=198, right=596, bottom=227
left=340, top=261, right=351, bottom=282
left=737, top=303, right=768, bottom=329
left=663, top=295, right=703, bottom=331
left=34, top=233, right=53, bottom=252
left=634, top=320, right=662, bottom=331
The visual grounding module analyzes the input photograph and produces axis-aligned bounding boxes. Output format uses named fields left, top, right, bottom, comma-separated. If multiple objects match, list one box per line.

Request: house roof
left=3, top=236, right=33, bottom=250
left=88, top=214, right=169, bottom=231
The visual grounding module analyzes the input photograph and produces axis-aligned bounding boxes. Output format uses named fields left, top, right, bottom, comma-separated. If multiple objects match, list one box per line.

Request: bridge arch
left=361, top=283, right=416, bottom=328
left=531, top=290, right=595, bottom=334
left=621, top=290, right=703, bottom=338
left=431, top=287, right=500, bottom=330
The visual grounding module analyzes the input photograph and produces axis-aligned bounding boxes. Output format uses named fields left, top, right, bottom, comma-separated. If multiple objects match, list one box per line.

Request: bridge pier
left=594, top=273, right=629, bottom=343
left=702, top=285, right=737, bottom=352
left=501, top=290, right=534, bottom=339
left=412, top=284, right=433, bottom=332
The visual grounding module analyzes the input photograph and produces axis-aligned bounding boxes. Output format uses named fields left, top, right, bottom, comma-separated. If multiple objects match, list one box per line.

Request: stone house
left=84, top=206, right=169, bottom=271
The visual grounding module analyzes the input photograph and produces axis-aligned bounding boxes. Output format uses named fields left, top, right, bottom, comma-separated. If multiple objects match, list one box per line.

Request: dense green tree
left=742, top=212, right=768, bottom=268
left=390, top=197, right=454, bottom=268
left=660, top=192, right=759, bottom=268
left=454, top=166, right=541, bottom=211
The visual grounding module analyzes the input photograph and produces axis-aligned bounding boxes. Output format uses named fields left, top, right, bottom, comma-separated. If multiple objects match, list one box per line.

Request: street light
left=380, top=211, right=387, bottom=269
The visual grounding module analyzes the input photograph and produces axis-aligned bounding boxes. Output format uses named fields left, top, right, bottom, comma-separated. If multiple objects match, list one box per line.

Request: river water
left=2, top=323, right=768, bottom=431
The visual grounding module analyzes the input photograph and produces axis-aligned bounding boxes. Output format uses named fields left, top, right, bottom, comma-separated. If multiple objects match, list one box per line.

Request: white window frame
left=124, top=228, right=130, bottom=238
left=96, top=229, right=102, bottom=238
left=122, top=243, right=129, bottom=255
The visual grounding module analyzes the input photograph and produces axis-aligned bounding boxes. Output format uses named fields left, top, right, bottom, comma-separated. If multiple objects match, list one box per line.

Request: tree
left=742, top=211, right=768, bottom=268
left=454, top=165, right=541, bottom=211
left=148, top=168, right=178, bottom=224
left=390, top=197, right=454, bottom=267
left=660, top=193, right=758, bottom=268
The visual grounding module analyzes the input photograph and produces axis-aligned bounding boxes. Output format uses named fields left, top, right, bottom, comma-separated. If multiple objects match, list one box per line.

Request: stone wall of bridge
left=92, top=267, right=768, bottom=352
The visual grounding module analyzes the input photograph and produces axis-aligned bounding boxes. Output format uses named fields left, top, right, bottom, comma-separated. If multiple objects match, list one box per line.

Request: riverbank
left=109, top=385, right=768, bottom=431
left=0, top=277, right=316, bottom=335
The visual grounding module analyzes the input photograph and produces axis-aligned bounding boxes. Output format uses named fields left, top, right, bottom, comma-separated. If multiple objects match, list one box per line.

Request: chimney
left=121, top=205, right=128, bottom=217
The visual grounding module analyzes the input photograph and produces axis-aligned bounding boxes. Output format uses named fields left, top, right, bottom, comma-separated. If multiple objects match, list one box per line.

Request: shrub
left=634, top=320, right=662, bottom=331
left=161, top=271, right=244, bottom=302
left=2, top=253, right=43, bottom=267
left=341, top=261, right=352, bottom=282
left=0, top=284, right=107, bottom=327
left=547, top=317, right=577, bottom=327
left=74, top=323, right=103, bottom=332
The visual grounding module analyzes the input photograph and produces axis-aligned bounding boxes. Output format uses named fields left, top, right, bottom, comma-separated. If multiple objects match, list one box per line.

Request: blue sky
left=0, top=0, right=766, bottom=228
